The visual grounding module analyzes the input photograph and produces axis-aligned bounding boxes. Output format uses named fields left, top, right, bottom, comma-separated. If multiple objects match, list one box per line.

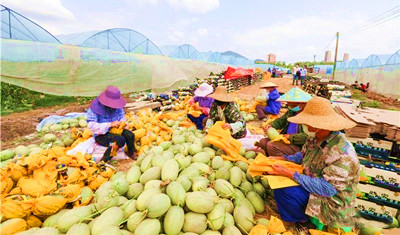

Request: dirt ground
left=1, top=76, right=295, bottom=148
left=232, top=75, right=296, bottom=100
left=1, top=103, right=89, bottom=147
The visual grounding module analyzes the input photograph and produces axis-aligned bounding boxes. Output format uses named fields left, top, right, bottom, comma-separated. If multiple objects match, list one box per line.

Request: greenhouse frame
left=57, top=28, right=164, bottom=56
left=1, top=5, right=60, bottom=43
left=335, top=51, right=400, bottom=98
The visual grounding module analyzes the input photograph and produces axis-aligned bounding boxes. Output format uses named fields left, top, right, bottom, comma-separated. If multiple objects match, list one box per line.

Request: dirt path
left=232, top=75, right=296, bottom=100
left=1, top=103, right=89, bottom=145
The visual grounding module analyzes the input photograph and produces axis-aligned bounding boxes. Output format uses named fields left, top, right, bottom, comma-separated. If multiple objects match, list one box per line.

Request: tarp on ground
left=0, top=39, right=228, bottom=96
left=224, top=66, right=254, bottom=80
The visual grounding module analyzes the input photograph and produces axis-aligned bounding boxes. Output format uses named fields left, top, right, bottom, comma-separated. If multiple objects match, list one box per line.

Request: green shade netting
left=1, top=39, right=228, bottom=96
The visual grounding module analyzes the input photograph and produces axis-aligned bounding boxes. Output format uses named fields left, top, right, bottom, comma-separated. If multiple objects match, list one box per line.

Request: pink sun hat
left=97, top=86, right=126, bottom=109
left=194, top=83, right=214, bottom=97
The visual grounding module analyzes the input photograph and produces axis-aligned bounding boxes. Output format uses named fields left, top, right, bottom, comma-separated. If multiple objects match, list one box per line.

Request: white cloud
left=189, top=35, right=199, bottom=45
left=2, top=0, right=75, bottom=21
left=176, top=17, right=199, bottom=28
left=168, top=30, right=185, bottom=42
left=233, top=14, right=400, bottom=63
left=197, top=28, right=208, bottom=36
left=2, top=0, right=135, bottom=35
left=167, top=0, right=220, bottom=13
left=124, top=0, right=220, bottom=13
left=124, top=0, right=159, bottom=6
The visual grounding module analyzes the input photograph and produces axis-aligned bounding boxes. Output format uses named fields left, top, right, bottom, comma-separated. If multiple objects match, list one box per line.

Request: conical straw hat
left=259, top=82, right=278, bottom=89
left=208, top=86, right=234, bottom=102
left=288, top=97, right=356, bottom=131
left=278, top=87, right=312, bottom=103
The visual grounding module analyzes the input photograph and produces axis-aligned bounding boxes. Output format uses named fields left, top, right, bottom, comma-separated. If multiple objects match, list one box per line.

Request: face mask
left=289, top=106, right=300, bottom=112
left=105, top=106, right=114, bottom=112
left=215, top=100, right=225, bottom=106
left=303, top=125, right=317, bottom=138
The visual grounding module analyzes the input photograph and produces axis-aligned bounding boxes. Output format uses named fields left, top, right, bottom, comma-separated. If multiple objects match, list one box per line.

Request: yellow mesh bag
left=205, top=121, right=247, bottom=162
left=56, top=184, right=81, bottom=202
left=26, top=215, right=42, bottom=228
left=0, top=218, right=28, bottom=235
left=7, top=162, right=28, bottom=182
left=1, top=177, right=13, bottom=194
left=88, top=175, right=108, bottom=190
left=18, top=177, right=57, bottom=197
left=30, top=195, right=67, bottom=217
left=0, top=197, right=31, bottom=220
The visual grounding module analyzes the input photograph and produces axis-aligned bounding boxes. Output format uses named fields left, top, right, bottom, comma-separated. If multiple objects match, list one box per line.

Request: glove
left=188, top=97, right=195, bottom=105
left=202, top=107, right=210, bottom=115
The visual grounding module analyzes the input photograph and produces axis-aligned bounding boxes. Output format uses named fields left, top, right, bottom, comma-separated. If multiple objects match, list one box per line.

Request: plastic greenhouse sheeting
left=334, top=51, right=400, bottom=98
left=1, top=39, right=227, bottom=96
left=57, top=28, right=163, bottom=55
left=1, top=5, right=60, bottom=43
left=386, top=49, right=400, bottom=65
left=167, top=44, right=203, bottom=60
left=360, top=54, right=391, bottom=68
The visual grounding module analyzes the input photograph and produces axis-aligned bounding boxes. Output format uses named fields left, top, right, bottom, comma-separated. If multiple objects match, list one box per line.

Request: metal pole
left=9, top=9, right=12, bottom=39
left=313, top=54, right=316, bottom=62
left=332, top=32, right=339, bottom=80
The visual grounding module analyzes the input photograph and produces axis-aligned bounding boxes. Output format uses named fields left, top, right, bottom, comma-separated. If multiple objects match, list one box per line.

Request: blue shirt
left=265, top=89, right=281, bottom=115
left=86, top=108, right=125, bottom=124
left=285, top=152, right=337, bottom=197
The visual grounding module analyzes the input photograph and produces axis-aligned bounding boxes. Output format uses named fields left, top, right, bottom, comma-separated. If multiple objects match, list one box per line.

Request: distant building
left=343, top=53, right=349, bottom=61
left=324, top=51, right=332, bottom=62
left=267, top=54, right=276, bottom=63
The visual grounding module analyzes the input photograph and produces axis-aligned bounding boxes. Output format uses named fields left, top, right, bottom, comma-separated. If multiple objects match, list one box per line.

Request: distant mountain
left=221, top=51, right=248, bottom=59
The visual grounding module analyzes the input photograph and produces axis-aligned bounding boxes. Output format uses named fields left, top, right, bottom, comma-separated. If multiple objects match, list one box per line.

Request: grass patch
left=351, top=89, right=367, bottom=101
left=0, top=106, right=32, bottom=116
left=1, top=82, right=90, bottom=115
left=32, top=95, right=77, bottom=108
left=364, top=100, right=384, bottom=109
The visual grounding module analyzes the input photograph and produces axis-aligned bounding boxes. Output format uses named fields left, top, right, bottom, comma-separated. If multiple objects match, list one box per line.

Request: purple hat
left=98, top=86, right=126, bottom=109
left=90, top=98, right=109, bottom=116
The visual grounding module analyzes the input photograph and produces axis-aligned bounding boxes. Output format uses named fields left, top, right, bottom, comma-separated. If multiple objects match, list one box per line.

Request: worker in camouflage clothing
left=259, top=87, right=313, bottom=156
left=266, top=97, right=360, bottom=233
left=205, top=86, right=247, bottom=139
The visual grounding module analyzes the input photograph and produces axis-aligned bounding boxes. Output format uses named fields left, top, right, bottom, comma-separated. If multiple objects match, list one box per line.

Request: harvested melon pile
left=235, top=99, right=256, bottom=113
left=0, top=133, right=79, bottom=168
left=124, top=109, right=192, bottom=155
left=1, top=124, right=278, bottom=235
left=40, top=116, right=88, bottom=133
left=241, top=112, right=256, bottom=122
left=0, top=145, right=116, bottom=234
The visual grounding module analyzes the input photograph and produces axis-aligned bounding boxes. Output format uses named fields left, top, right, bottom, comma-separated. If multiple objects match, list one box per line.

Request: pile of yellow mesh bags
left=0, top=146, right=114, bottom=227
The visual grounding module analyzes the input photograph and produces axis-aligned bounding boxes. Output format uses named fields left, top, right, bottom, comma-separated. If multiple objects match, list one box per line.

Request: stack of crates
left=350, top=137, right=400, bottom=226
left=226, top=80, right=234, bottom=93
left=238, top=77, right=246, bottom=88
left=217, top=76, right=227, bottom=89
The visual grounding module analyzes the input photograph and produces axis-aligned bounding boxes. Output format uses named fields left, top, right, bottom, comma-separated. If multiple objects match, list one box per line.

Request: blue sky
left=3, top=0, right=400, bottom=63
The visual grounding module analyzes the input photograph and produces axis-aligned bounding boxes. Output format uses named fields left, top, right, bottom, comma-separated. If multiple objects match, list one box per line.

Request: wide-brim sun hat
left=287, top=96, right=356, bottom=131
left=98, top=86, right=126, bottom=109
left=194, top=83, right=214, bottom=97
left=278, top=87, right=313, bottom=103
left=208, top=86, right=234, bottom=102
left=259, top=82, right=278, bottom=89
